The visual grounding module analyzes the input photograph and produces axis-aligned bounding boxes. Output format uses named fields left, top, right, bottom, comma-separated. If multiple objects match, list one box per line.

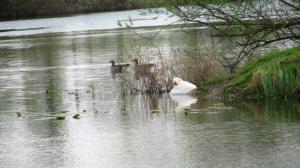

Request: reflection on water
left=0, top=14, right=300, bottom=168
left=0, top=9, right=177, bottom=37
left=236, top=100, right=300, bottom=123
left=170, top=94, right=198, bottom=111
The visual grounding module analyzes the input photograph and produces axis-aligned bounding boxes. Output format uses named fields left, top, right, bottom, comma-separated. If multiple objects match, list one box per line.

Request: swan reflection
left=170, top=94, right=197, bottom=111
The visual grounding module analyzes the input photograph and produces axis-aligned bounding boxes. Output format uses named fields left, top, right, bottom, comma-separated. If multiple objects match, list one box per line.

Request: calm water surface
left=0, top=10, right=300, bottom=168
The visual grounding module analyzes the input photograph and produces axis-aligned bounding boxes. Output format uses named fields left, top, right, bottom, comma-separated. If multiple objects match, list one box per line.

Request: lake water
left=0, top=10, right=300, bottom=168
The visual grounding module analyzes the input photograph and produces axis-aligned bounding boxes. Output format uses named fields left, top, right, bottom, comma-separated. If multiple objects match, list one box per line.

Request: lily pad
left=73, top=113, right=80, bottom=119
left=56, top=114, right=66, bottom=120
left=16, top=112, right=22, bottom=117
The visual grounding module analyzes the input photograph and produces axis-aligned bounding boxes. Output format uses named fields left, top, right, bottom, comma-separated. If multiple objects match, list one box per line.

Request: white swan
left=169, top=77, right=197, bottom=95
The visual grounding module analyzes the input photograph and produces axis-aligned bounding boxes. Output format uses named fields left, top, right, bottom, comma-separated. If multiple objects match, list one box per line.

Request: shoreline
left=0, top=1, right=148, bottom=21
left=0, top=7, right=143, bottom=22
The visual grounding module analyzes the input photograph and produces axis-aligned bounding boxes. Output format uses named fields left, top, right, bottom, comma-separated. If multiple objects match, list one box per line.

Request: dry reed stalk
left=121, top=47, right=173, bottom=94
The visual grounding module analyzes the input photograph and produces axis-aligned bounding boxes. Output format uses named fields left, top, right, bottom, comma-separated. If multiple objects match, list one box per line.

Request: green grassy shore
left=224, top=45, right=300, bottom=100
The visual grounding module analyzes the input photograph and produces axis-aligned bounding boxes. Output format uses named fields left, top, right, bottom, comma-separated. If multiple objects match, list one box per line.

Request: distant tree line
left=0, top=0, right=147, bottom=20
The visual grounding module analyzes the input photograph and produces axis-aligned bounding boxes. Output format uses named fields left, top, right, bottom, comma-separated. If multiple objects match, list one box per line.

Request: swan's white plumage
left=169, top=77, right=197, bottom=95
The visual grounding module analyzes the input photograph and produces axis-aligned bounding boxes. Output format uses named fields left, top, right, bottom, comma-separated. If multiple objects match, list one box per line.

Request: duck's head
left=172, top=77, right=183, bottom=85
left=110, top=60, right=115, bottom=65
left=133, top=58, right=139, bottom=65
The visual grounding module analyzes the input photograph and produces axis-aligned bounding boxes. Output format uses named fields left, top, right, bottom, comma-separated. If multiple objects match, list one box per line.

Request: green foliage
left=207, top=74, right=225, bottom=85
left=56, top=114, right=66, bottom=120
left=72, top=113, right=80, bottom=119
left=225, top=45, right=300, bottom=99
left=16, top=112, right=22, bottom=117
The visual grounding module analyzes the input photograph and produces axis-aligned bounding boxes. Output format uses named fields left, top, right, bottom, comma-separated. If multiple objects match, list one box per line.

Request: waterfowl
left=133, top=58, right=155, bottom=72
left=110, top=60, right=130, bottom=73
left=132, top=58, right=156, bottom=77
left=169, top=77, right=197, bottom=95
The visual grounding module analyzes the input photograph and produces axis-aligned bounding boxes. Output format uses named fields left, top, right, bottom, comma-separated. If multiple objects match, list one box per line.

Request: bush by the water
left=225, top=45, right=300, bottom=99
left=172, top=47, right=225, bottom=87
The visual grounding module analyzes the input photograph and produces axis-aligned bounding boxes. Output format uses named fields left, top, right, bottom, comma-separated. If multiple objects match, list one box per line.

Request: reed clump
left=226, top=45, right=300, bottom=99
left=121, top=45, right=225, bottom=94
left=121, top=47, right=173, bottom=94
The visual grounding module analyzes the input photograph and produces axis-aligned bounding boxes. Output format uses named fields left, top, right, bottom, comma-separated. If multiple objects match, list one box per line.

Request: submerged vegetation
left=225, top=45, right=300, bottom=99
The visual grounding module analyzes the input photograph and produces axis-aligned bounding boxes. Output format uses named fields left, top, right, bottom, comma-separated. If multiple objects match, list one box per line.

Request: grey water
left=0, top=10, right=300, bottom=168
left=0, top=9, right=178, bottom=37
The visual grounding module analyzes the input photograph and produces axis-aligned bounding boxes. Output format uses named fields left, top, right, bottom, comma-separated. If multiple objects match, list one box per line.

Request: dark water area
left=0, top=11, right=300, bottom=168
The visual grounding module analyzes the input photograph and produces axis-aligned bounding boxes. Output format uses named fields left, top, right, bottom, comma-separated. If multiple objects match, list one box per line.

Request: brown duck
left=132, top=58, right=156, bottom=80
left=133, top=58, right=155, bottom=74
left=110, top=60, right=130, bottom=73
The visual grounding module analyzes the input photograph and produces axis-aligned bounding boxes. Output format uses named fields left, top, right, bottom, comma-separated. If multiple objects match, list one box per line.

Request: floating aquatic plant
left=73, top=113, right=80, bottom=119
left=16, top=112, right=21, bottom=117
left=56, top=114, right=66, bottom=120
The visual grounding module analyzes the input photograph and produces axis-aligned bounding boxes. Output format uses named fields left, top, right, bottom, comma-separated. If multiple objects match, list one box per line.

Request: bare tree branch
left=157, top=0, right=300, bottom=72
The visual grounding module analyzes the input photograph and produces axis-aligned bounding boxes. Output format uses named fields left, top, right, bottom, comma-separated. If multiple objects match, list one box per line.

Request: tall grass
left=226, top=44, right=300, bottom=99
left=252, top=63, right=298, bottom=98
left=121, top=47, right=173, bottom=94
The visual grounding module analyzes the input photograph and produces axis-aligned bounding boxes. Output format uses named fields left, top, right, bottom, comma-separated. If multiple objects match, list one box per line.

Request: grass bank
left=224, top=45, right=300, bottom=100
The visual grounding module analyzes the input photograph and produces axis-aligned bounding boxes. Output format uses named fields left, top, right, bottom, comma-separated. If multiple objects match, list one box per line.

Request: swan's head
left=172, top=77, right=183, bottom=85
